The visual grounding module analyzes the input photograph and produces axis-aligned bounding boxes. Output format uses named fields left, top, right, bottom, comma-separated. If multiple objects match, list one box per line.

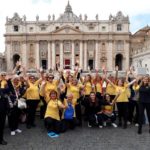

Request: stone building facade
left=4, top=2, right=130, bottom=72
left=130, top=26, right=150, bottom=75
left=0, top=53, right=6, bottom=72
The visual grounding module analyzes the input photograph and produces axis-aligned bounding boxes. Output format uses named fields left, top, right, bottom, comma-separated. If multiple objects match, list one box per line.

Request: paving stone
left=1, top=118, right=150, bottom=150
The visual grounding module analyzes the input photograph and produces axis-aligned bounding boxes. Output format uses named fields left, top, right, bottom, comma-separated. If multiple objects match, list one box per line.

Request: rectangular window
left=89, top=26, right=94, bottom=30
left=117, top=24, right=122, bottom=31
left=102, top=26, right=106, bottom=31
left=41, top=27, right=46, bottom=31
left=56, top=26, right=59, bottom=30
left=29, top=27, right=33, bottom=32
left=76, top=26, right=79, bottom=29
left=14, top=25, right=19, bottom=32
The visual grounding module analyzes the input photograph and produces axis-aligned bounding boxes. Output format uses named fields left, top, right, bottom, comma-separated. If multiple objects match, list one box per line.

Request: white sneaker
left=135, top=123, right=139, bottom=127
left=99, top=125, right=103, bottom=129
left=103, top=122, right=107, bottom=127
left=111, top=123, right=118, bottom=128
left=88, top=123, right=92, bottom=128
left=11, top=131, right=16, bottom=136
left=15, top=129, right=22, bottom=133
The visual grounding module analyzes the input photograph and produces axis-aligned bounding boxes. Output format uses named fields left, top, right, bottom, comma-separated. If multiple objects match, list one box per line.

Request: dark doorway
left=41, top=60, right=47, bottom=70
left=115, top=54, right=123, bottom=70
left=64, top=59, right=70, bottom=69
left=13, top=54, right=20, bottom=68
left=88, top=59, right=94, bottom=70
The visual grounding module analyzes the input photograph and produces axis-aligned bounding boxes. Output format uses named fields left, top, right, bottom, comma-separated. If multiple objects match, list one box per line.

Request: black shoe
left=138, top=129, right=142, bottom=134
left=138, top=127, right=142, bottom=134
left=26, top=124, right=31, bottom=129
left=123, top=124, right=127, bottom=129
left=0, top=140, right=7, bottom=145
left=31, top=124, right=36, bottom=127
left=118, top=122, right=122, bottom=127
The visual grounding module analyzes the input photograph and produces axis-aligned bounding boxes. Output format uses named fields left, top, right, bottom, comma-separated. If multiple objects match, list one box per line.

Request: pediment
left=52, top=25, right=82, bottom=34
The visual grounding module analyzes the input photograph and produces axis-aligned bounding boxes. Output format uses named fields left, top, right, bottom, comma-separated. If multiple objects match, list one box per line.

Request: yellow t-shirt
left=44, top=80, right=59, bottom=102
left=84, top=82, right=92, bottom=95
left=45, top=99, right=62, bottom=121
left=26, top=80, right=40, bottom=100
left=106, top=83, right=116, bottom=95
left=69, top=84, right=82, bottom=104
left=133, top=85, right=140, bottom=91
left=115, top=85, right=130, bottom=102
left=95, top=82, right=102, bottom=93
left=0, top=80, right=7, bottom=89
left=66, top=82, right=71, bottom=96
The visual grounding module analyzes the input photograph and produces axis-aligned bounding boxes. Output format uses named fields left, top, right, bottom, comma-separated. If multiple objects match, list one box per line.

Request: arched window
left=115, top=54, right=123, bottom=70
left=13, top=54, right=20, bottom=68
left=117, top=24, right=122, bottom=31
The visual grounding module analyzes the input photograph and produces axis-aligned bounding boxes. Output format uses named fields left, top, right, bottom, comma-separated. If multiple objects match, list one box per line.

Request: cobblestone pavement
left=1, top=118, right=150, bottom=150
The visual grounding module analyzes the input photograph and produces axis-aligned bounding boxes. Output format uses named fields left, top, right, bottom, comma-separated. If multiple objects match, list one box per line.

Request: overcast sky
left=0, top=0, right=150, bottom=52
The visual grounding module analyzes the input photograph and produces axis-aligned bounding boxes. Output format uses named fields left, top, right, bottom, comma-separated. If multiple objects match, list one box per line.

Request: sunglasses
left=1, top=74, right=6, bottom=76
left=48, top=77, right=54, bottom=79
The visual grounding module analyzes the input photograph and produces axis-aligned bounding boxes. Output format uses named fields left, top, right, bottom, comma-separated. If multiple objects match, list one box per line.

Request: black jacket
left=139, top=85, right=150, bottom=103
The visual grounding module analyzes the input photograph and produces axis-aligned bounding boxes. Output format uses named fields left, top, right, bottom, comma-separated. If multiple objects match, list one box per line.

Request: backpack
left=64, top=103, right=74, bottom=120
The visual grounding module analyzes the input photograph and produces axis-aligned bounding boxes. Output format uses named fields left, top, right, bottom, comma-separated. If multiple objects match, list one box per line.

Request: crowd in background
left=0, top=62, right=150, bottom=145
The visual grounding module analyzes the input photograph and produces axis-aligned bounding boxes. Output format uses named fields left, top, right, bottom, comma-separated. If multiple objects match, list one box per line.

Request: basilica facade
left=4, top=2, right=130, bottom=72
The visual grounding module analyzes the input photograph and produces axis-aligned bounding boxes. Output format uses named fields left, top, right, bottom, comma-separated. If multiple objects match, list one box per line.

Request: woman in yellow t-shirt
left=93, top=72, right=103, bottom=100
left=26, top=75, right=42, bottom=129
left=83, top=74, right=95, bottom=96
left=106, top=75, right=136, bottom=129
left=45, top=90, right=66, bottom=134
left=40, top=73, right=60, bottom=119
left=42, top=74, right=60, bottom=103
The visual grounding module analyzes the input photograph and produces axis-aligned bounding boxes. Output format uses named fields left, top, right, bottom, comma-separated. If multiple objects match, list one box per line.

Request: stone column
left=60, top=41, right=63, bottom=70
left=36, top=41, right=40, bottom=69
left=124, top=40, right=130, bottom=70
left=6, top=42, right=12, bottom=72
left=51, top=41, right=55, bottom=70
left=22, top=41, right=27, bottom=68
left=107, top=40, right=113, bottom=71
left=84, top=41, right=87, bottom=71
left=95, top=41, right=99, bottom=70
left=79, top=41, right=83, bottom=69
left=48, top=41, right=51, bottom=70
left=72, top=41, right=75, bottom=70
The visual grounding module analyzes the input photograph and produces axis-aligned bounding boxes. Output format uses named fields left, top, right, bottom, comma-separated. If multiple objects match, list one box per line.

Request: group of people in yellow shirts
left=0, top=64, right=150, bottom=144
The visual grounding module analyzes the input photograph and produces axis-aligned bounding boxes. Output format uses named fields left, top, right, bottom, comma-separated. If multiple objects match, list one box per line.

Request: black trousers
left=128, top=100, right=139, bottom=123
left=88, top=114, right=103, bottom=126
left=138, top=103, right=150, bottom=129
left=0, top=112, right=6, bottom=142
left=40, top=96, right=47, bottom=119
left=117, top=102, right=128, bottom=125
left=61, top=118, right=76, bottom=132
left=26, top=100, right=39, bottom=126
left=75, top=97, right=83, bottom=126
left=0, top=97, right=8, bottom=141
left=45, top=117, right=61, bottom=134
left=8, top=106, right=20, bottom=131
left=100, top=113, right=116, bottom=123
